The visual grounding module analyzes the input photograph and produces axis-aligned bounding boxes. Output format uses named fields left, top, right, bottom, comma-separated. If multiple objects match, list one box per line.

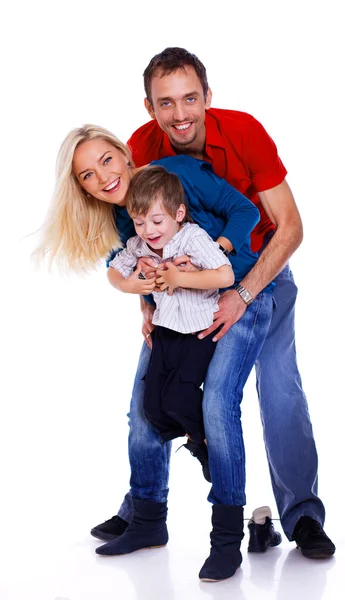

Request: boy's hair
left=126, top=165, right=193, bottom=223
left=143, top=47, right=209, bottom=105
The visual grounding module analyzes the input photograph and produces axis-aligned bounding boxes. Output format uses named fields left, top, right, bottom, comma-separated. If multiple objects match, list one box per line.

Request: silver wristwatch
left=235, top=284, right=254, bottom=306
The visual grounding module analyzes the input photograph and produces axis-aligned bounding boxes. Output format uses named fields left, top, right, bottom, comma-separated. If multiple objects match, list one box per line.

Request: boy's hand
left=156, top=262, right=182, bottom=295
left=124, top=265, right=156, bottom=295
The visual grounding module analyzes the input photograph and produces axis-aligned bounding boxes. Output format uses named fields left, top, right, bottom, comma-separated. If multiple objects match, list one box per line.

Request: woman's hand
left=136, top=257, right=158, bottom=280
left=156, top=262, right=182, bottom=295
left=123, top=265, right=156, bottom=295
left=173, top=255, right=200, bottom=272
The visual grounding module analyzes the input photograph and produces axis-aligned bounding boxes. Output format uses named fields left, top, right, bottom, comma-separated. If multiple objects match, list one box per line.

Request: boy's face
left=144, top=66, right=212, bottom=154
left=132, top=197, right=186, bottom=252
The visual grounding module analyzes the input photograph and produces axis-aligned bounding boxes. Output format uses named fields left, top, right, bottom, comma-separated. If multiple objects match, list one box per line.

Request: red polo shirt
left=127, top=108, right=287, bottom=252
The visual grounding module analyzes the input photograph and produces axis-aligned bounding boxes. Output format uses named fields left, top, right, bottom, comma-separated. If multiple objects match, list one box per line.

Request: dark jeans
left=144, top=326, right=218, bottom=443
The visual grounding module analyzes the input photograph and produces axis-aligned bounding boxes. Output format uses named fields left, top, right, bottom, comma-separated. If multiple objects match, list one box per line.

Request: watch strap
left=235, top=284, right=254, bottom=306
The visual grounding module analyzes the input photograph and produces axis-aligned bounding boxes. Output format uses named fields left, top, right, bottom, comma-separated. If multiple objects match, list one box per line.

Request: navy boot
left=95, top=498, right=168, bottom=556
left=199, top=505, right=244, bottom=582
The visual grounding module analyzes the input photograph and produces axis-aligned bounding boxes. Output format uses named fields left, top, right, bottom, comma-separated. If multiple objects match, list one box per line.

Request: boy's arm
left=108, top=238, right=156, bottom=295
left=156, top=263, right=234, bottom=295
left=108, top=265, right=156, bottom=295
left=156, top=229, right=234, bottom=295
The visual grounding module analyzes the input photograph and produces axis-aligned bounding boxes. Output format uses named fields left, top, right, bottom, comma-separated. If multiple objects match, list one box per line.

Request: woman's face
left=72, top=138, right=132, bottom=206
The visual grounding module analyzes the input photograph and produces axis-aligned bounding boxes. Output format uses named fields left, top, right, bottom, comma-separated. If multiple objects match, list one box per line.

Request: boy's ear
left=176, top=204, right=186, bottom=223
left=144, top=98, right=156, bottom=120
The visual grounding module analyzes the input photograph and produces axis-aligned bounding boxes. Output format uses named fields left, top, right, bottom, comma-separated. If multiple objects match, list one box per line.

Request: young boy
left=108, top=165, right=234, bottom=480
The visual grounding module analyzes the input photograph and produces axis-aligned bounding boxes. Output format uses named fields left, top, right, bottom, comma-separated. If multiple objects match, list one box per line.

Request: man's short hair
left=143, top=47, right=209, bottom=105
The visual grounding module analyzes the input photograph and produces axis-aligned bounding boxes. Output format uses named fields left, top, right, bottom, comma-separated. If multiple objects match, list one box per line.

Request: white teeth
left=175, top=123, right=191, bottom=130
left=104, top=178, right=119, bottom=191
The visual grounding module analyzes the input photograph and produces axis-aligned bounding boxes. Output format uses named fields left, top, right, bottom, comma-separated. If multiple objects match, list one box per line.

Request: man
left=93, top=47, right=335, bottom=559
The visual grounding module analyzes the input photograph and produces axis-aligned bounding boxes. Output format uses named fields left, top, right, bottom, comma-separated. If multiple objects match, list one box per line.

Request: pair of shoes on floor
left=292, top=516, right=336, bottom=558
left=90, top=506, right=277, bottom=547
left=248, top=507, right=336, bottom=559
left=247, top=506, right=282, bottom=552
left=180, top=439, right=211, bottom=483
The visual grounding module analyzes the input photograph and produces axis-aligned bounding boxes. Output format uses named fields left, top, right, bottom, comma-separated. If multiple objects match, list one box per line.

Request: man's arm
left=241, top=180, right=303, bottom=295
left=140, top=295, right=155, bottom=349
left=199, top=179, right=303, bottom=342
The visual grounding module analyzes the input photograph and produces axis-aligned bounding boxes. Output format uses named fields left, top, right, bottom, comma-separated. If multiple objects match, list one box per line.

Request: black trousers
left=143, top=326, right=218, bottom=443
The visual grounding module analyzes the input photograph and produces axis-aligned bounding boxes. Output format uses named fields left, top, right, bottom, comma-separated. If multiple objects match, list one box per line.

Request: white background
left=1, top=1, right=344, bottom=598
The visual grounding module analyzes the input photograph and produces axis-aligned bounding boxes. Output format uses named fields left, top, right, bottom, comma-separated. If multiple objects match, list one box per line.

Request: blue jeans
left=118, top=265, right=326, bottom=540
left=255, top=263, right=325, bottom=538
left=118, top=295, right=272, bottom=508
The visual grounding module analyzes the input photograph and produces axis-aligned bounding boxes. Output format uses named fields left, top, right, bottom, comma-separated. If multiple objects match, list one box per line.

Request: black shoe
left=182, top=440, right=211, bottom=482
left=248, top=506, right=282, bottom=553
left=90, top=515, right=129, bottom=541
left=292, top=516, right=335, bottom=559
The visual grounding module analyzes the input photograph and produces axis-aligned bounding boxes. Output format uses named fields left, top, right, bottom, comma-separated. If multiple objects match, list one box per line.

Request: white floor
left=1, top=264, right=344, bottom=600
left=1, top=472, right=343, bottom=600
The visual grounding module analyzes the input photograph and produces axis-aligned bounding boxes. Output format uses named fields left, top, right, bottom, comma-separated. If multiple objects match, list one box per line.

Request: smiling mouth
left=147, top=235, right=162, bottom=244
left=103, top=177, right=120, bottom=192
left=172, top=122, right=193, bottom=133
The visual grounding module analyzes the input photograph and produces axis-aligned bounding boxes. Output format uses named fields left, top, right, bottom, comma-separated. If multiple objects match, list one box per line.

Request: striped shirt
left=109, top=223, right=231, bottom=334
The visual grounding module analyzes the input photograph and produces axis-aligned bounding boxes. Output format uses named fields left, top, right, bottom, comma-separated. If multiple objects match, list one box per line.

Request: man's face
left=145, top=66, right=212, bottom=153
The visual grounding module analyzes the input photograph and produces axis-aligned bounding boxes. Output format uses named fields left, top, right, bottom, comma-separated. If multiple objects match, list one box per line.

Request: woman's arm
left=152, top=156, right=259, bottom=253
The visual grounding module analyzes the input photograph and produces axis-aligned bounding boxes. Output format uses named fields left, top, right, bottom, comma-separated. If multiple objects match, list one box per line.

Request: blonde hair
left=34, top=124, right=134, bottom=272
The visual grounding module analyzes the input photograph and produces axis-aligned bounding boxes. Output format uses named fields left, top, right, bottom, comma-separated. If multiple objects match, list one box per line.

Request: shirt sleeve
left=108, top=237, right=139, bottom=278
left=245, top=117, right=287, bottom=192
left=151, top=156, right=259, bottom=254
left=185, top=227, right=232, bottom=270
left=192, top=161, right=260, bottom=253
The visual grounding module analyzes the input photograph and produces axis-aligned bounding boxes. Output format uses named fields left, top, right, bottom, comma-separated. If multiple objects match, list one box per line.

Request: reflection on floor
left=1, top=508, right=342, bottom=600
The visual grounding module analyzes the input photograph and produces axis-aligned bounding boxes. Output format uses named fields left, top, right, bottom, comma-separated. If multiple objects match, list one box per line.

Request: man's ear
left=176, top=204, right=186, bottom=223
left=144, top=98, right=156, bottom=120
left=205, top=87, right=212, bottom=109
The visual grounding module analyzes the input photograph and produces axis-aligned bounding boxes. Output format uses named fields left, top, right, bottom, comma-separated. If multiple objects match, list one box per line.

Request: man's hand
left=141, top=298, right=155, bottom=349
left=156, top=262, right=182, bottom=295
left=124, top=265, right=156, bottom=295
left=173, top=255, right=200, bottom=273
left=198, top=289, right=247, bottom=342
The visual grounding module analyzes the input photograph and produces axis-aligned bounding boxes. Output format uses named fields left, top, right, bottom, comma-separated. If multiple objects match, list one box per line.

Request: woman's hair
left=34, top=124, right=134, bottom=272
left=126, top=165, right=193, bottom=223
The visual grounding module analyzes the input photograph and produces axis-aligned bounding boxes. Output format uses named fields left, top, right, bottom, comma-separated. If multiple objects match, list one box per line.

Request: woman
left=36, top=125, right=277, bottom=582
